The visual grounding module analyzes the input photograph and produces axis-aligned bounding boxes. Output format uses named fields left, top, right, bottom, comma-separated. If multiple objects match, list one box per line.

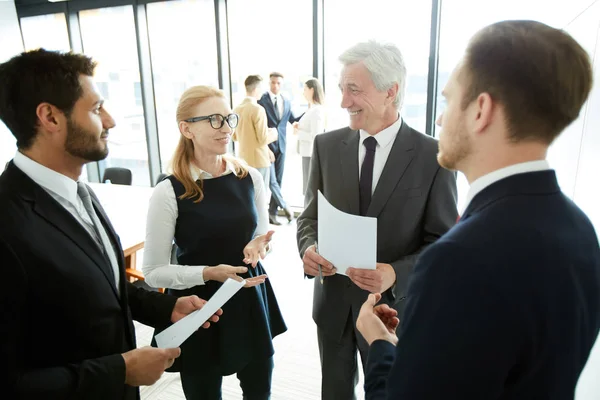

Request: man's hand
left=268, top=149, right=275, bottom=163
left=122, top=346, right=181, bottom=386
left=347, top=263, right=396, bottom=293
left=356, top=293, right=399, bottom=346
left=170, top=295, right=222, bottom=326
left=302, top=244, right=336, bottom=277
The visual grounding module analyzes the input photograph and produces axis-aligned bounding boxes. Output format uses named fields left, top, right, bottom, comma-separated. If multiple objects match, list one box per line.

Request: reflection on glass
left=79, top=6, right=150, bottom=186
left=324, top=0, right=433, bottom=134
left=20, top=13, right=70, bottom=52
left=228, top=0, right=313, bottom=207
left=147, top=0, right=219, bottom=171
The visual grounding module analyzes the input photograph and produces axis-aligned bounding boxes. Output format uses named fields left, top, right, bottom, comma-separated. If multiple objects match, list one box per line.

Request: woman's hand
left=203, top=264, right=267, bottom=288
left=243, top=230, right=275, bottom=267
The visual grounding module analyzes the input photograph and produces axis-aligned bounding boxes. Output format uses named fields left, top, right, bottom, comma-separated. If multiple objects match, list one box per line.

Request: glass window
left=436, top=0, right=597, bottom=210
left=324, top=0, right=433, bottom=134
left=146, top=0, right=219, bottom=171
left=20, top=13, right=70, bottom=52
left=228, top=0, right=313, bottom=208
left=79, top=6, right=150, bottom=186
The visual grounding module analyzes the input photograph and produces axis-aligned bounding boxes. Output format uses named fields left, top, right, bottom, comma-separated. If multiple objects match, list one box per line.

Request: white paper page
left=317, top=191, right=377, bottom=275
left=155, top=278, right=245, bottom=348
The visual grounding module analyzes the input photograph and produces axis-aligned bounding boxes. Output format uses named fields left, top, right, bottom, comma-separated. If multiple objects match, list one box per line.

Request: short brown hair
left=460, top=20, right=593, bottom=144
left=269, top=72, right=284, bottom=79
left=0, top=49, right=97, bottom=149
left=244, top=75, right=263, bottom=92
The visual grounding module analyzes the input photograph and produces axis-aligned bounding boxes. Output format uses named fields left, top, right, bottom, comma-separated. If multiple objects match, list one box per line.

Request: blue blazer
left=365, top=170, right=600, bottom=400
left=257, top=92, right=300, bottom=153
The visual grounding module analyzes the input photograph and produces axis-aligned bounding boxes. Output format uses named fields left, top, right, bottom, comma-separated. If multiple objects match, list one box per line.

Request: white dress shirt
left=12, top=151, right=121, bottom=288
left=297, top=104, right=326, bottom=157
left=358, top=115, right=403, bottom=195
left=142, top=161, right=269, bottom=290
left=269, top=91, right=284, bottom=119
left=462, top=160, right=551, bottom=213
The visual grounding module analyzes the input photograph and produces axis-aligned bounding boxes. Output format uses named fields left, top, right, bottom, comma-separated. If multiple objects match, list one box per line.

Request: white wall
left=0, top=0, right=24, bottom=167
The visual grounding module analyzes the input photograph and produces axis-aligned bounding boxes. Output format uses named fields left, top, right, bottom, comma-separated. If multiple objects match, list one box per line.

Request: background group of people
left=0, top=18, right=599, bottom=400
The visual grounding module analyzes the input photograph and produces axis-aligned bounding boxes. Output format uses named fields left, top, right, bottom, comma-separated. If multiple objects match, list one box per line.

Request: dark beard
left=65, top=118, right=109, bottom=162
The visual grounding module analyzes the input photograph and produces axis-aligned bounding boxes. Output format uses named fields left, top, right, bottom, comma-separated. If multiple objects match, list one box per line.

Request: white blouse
left=297, top=104, right=326, bottom=157
left=142, top=161, right=269, bottom=290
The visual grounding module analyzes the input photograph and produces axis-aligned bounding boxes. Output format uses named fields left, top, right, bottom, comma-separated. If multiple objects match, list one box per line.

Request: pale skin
left=302, top=61, right=400, bottom=291
left=179, top=96, right=273, bottom=288
left=356, top=60, right=550, bottom=346
left=27, top=74, right=221, bottom=387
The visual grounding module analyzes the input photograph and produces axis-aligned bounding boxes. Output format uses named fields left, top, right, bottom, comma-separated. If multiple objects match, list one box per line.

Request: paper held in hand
left=155, top=278, right=246, bottom=348
left=317, top=191, right=377, bottom=275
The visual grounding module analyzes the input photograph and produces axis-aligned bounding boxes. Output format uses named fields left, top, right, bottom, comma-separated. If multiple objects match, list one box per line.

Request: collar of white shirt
left=359, top=114, right=402, bottom=149
left=462, top=160, right=551, bottom=213
left=13, top=151, right=80, bottom=206
left=190, top=158, right=239, bottom=181
left=269, top=92, right=280, bottom=103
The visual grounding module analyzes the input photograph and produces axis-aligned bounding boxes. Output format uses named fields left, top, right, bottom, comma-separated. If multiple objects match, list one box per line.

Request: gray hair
left=339, top=40, right=407, bottom=109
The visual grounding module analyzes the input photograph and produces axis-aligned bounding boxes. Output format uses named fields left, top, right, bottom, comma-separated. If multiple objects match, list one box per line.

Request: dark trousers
left=180, top=356, right=274, bottom=400
left=317, top=311, right=369, bottom=400
left=269, top=149, right=286, bottom=215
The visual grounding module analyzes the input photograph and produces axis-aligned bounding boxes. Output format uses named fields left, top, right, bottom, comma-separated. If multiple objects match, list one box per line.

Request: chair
left=156, top=172, right=168, bottom=185
left=102, top=167, right=132, bottom=185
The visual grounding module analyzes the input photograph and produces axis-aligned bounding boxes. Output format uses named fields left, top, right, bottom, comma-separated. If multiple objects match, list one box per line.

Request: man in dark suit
left=0, top=49, right=221, bottom=399
left=258, top=72, right=300, bottom=225
left=357, top=20, right=600, bottom=400
left=296, top=41, right=458, bottom=399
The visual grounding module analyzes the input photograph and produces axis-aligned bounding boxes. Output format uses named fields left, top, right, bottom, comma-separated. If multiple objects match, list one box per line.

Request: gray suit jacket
left=297, top=122, right=458, bottom=340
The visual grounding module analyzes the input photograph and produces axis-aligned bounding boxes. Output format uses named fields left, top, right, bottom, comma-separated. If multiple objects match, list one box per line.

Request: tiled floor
left=135, top=219, right=365, bottom=400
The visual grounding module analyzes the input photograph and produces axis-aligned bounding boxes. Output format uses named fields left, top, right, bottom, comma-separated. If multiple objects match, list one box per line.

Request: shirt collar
left=13, top=150, right=80, bottom=206
left=269, top=91, right=280, bottom=102
left=462, top=160, right=551, bottom=213
left=359, top=114, right=402, bottom=149
left=190, top=158, right=238, bottom=180
left=244, top=96, right=257, bottom=103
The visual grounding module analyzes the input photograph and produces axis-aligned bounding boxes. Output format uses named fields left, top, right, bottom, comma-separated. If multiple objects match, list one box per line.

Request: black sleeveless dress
left=160, top=173, right=286, bottom=376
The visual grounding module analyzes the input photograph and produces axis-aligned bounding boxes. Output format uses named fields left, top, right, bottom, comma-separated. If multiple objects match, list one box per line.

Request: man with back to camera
left=258, top=72, right=301, bottom=225
left=0, top=49, right=222, bottom=400
left=357, top=20, right=600, bottom=400
left=296, top=40, right=458, bottom=399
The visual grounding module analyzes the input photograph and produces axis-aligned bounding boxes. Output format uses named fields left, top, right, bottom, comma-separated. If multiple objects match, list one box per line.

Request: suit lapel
left=340, top=130, right=360, bottom=215
left=367, top=123, right=415, bottom=217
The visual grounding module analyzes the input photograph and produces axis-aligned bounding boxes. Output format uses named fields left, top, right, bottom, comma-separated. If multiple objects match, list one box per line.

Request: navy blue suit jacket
left=257, top=92, right=300, bottom=153
left=365, top=170, right=600, bottom=399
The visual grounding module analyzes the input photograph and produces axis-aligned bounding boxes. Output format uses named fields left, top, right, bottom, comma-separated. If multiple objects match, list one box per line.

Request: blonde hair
left=170, top=85, right=248, bottom=203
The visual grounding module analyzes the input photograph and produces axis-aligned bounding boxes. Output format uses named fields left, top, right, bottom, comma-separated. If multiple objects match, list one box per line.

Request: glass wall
left=79, top=6, right=150, bottom=186
left=147, top=0, right=219, bottom=171
left=324, top=0, right=434, bottom=134
left=228, top=0, right=313, bottom=207
left=20, top=13, right=70, bottom=52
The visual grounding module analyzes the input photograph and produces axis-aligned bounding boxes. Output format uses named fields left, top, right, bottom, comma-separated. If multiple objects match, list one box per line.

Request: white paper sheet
left=317, top=191, right=377, bottom=275
left=155, top=278, right=245, bottom=348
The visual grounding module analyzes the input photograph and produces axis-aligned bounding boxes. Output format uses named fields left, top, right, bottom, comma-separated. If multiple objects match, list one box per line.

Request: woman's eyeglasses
left=184, top=113, right=239, bottom=129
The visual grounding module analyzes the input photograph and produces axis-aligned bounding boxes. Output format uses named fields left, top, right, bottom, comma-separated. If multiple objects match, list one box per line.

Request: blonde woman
left=143, top=86, right=286, bottom=400
left=294, top=78, right=326, bottom=193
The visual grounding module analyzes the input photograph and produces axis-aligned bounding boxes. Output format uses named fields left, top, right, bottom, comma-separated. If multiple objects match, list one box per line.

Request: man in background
left=233, top=74, right=273, bottom=191
left=357, top=20, right=600, bottom=399
left=258, top=72, right=300, bottom=225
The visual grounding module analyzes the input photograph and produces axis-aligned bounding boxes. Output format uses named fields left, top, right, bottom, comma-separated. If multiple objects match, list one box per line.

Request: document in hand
left=155, top=278, right=246, bottom=348
left=317, top=191, right=377, bottom=275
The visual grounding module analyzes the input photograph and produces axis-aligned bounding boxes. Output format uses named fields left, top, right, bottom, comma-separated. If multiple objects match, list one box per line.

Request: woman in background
left=294, top=78, right=326, bottom=194
left=143, top=86, right=286, bottom=400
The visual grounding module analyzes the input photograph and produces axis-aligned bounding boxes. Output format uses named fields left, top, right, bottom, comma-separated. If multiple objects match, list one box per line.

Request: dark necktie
left=359, top=136, right=377, bottom=216
left=273, top=96, right=281, bottom=121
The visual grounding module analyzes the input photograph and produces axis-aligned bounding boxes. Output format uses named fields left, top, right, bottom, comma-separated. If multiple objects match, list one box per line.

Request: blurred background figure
left=294, top=78, right=326, bottom=194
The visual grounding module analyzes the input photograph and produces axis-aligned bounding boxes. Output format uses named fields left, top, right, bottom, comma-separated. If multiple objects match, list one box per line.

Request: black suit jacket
left=0, top=162, right=177, bottom=400
left=365, top=170, right=600, bottom=399
left=257, top=92, right=300, bottom=154
left=297, top=122, right=458, bottom=339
